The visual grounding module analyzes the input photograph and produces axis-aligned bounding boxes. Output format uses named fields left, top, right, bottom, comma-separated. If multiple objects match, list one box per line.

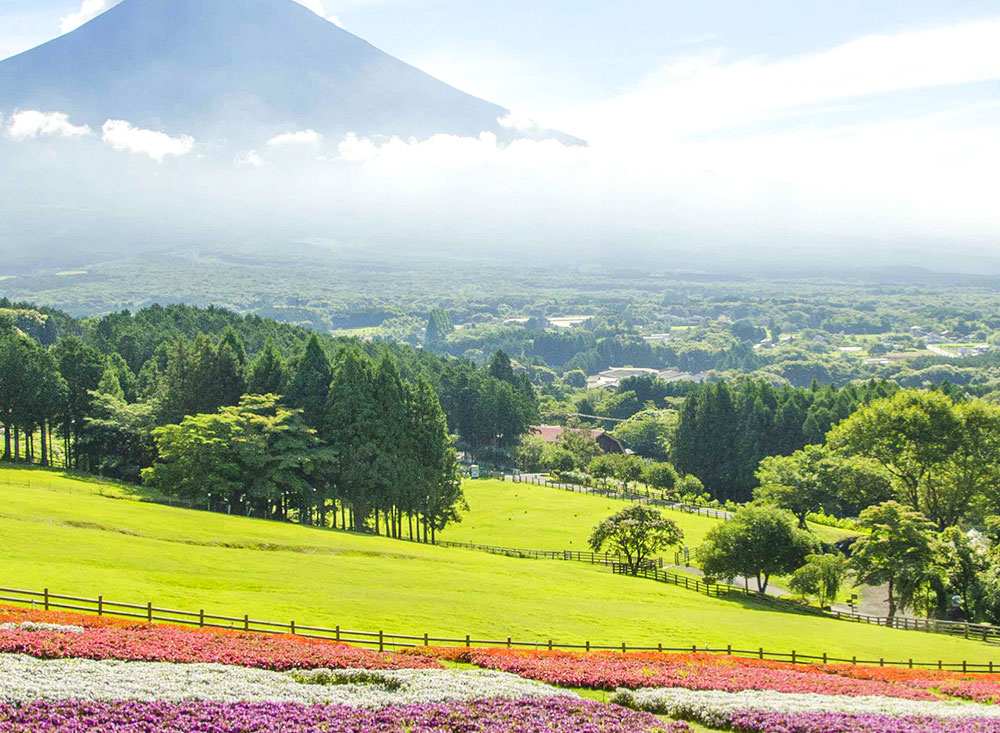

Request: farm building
left=530, top=425, right=625, bottom=454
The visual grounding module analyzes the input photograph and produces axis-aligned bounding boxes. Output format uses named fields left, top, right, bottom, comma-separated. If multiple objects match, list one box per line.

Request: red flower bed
left=407, top=647, right=1000, bottom=702
left=0, top=606, right=438, bottom=671
left=812, top=664, right=1000, bottom=704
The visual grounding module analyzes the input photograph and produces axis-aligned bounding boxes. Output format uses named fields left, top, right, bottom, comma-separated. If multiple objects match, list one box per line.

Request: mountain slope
left=0, top=0, right=578, bottom=145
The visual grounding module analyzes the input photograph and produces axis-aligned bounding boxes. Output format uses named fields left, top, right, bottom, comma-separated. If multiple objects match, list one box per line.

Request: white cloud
left=236, top=150, right=265, bottom=168
left=5, top=110, right=91, bottom=141
left=59, top=0, right=117, bottom=34
left=337, top=131, right=585, bottom=170
left=291, top=0, right=343, bottom=27
left=564, top=18, right=1000, bottom=145
left=101, top=120, right=194, bottom=162
left=267, top=129, right=323, bottom=146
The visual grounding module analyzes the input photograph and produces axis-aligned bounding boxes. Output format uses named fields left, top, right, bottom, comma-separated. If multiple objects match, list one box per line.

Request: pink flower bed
left=0, top=606, right=437, bottom=671
left=409, top=648, right=1000, bottom=702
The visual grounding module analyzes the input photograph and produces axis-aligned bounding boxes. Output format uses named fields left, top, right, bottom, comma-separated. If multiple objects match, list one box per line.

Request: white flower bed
left=611, top=687, right=1000, bottom=728
left=0, top=622, right=84, bottom=633
left=0, top=654, right=572, bottom=707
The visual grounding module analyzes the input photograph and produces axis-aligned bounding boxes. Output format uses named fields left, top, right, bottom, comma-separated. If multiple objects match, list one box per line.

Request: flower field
left=3, top=606, right=1000, bottom=732
left=0, top=607, right=682, bottom=732
left=407, top=647, right=1000, bottom=731
left=412, top=646, right=1000, bottom=702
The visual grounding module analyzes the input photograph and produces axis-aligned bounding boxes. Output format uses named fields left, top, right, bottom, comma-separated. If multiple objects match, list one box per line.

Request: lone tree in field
left=699, top=504, right=817, bottom=593
left=588, top=505, right=683, bottom=575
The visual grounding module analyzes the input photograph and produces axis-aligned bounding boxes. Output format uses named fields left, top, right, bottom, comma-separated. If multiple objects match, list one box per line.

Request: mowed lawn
left=0, top=466, right=988, bottom=663
left=439, top=479, right=720, bottom=552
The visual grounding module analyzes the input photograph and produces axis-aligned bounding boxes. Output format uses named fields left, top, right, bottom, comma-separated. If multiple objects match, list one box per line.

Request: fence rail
left=435, top=540, right=662, bottom=569
left=0, top=585, right=996, bottom=673
left=613, top=563, right=1000, bottom=644
left=504, top=474, right=731, bottom=520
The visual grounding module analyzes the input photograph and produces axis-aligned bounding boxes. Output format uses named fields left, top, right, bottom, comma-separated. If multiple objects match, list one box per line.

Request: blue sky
left=2, top=0, right=999, bottom=259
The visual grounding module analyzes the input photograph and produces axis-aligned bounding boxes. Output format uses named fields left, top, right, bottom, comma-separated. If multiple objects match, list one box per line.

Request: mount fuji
left=0, top=0, right=580, bottom=146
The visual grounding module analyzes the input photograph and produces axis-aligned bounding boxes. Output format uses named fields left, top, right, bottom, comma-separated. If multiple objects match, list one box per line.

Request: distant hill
left=0, top=0, right=581, bottom=146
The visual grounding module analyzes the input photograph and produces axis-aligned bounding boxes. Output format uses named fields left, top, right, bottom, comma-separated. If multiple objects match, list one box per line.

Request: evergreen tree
left=424, top=308, right=453, bottom=350
left=51, top=336, right=104, bottom=467
left=287, top=334, right=332, bottom=428
left=97, top=367, right=126, bottom=401
left=323, top=348, right=379, bottom=529
left=247, top=339, right=289, bottom=395
left=214, top=341, right=246, bottom=409
left=160, top=338, right=195, bottom=423
left=370, top=354, right=411, bottom=536
left=218, top=327, right=247, bottom=369
left=406, top=375, right=463, bottom=541
left=488, top=350, right=517, bottom=384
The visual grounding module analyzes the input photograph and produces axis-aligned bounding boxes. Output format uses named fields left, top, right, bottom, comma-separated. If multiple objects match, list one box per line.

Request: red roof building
left=529, top=425, right=624, bottom=454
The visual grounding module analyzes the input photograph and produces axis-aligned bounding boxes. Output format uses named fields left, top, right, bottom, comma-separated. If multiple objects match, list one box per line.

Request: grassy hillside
left=442, top=479, right=856, bottom=552
left=440, top=479, right=720, bottom=551
left=0, top=466, right=988, bottom=663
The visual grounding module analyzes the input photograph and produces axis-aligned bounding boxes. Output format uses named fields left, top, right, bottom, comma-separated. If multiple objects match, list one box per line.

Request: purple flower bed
left=0, top=698, right=689, bottom=732
left=730, top=711, right=1000, bottom=732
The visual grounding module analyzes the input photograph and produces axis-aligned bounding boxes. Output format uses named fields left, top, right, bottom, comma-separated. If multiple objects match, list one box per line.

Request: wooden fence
left=435, top=540, right=662, bottom=569
left=6, top=474, right=998, bottom=647
left=504, top=474, right=731, bottom=520
left=614, top=563, right=1000, bottom=644
left=0, top=585, right=996, bottom=673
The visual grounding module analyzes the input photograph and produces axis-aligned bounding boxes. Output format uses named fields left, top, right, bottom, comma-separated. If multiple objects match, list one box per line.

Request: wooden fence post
left=466, top=634, right=471, bottom=648
left=199, top=609, right=205, bottom=628
left=335, top=625, right=340, bottom=642
left=507, top=636, right=512, bottom=648
left=244, top=614, right=249, bottom=631
left=290, top=620, right=296, bottom=635
left=424, top=632, right=429, bottom=646
left=43, top=588, right=49, bottom=611
left=379, top=630, right=384, bottom=652
left=97, top=595, right=103, bottom=616
left=147, top=601, right=152, bottom=622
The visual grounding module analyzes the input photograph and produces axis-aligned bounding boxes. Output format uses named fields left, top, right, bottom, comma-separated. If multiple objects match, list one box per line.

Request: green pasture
left=440, top=479, right=720, bottom=553
left=444, top=478, right=856, bottom=551
left=0, top=466, right=989, bottom=663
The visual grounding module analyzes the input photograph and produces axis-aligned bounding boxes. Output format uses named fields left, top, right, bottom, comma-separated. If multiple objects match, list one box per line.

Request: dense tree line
left=672, top=379, right=896, bottom=502
left=745, top=390, right=1000, bottom=622
left=0, top=303, right=540, bottom=537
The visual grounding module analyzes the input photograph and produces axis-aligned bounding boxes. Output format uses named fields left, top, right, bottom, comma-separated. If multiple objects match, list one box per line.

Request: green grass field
left=439, top=479, right=721, bottom=552
left=443, top=479, right=857, bottom=552
left=0, top=465, right=990, bottom=663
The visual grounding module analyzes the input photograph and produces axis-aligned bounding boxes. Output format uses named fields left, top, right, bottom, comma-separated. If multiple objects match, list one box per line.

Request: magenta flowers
left=0, top=699, right=689, bottom=732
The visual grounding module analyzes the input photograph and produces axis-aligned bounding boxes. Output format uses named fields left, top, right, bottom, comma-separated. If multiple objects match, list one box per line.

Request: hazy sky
left=3, top=0, right=998, bottom=116
left=2, top=0, right=1000, bottom=267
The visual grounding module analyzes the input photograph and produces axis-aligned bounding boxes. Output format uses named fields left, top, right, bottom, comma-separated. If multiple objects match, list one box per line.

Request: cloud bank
left=4, top=16, right=1000, bottom=269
